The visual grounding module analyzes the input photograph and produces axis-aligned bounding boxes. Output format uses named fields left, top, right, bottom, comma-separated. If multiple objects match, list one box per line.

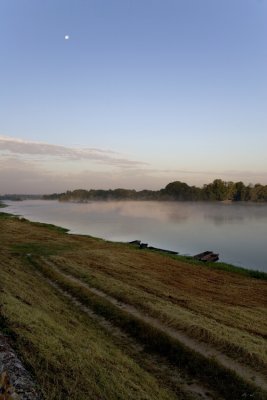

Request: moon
left=64, top=35, right=69, bottom=40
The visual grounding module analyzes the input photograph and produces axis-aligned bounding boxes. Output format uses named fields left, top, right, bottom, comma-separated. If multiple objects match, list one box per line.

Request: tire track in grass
left=35, top=268, right=220, bottom=400
left=31, top=256, right=267, bottom=400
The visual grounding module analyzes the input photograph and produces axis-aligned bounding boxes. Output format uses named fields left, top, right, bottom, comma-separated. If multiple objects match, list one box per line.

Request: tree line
left=43, top=179, right=267, bottom=202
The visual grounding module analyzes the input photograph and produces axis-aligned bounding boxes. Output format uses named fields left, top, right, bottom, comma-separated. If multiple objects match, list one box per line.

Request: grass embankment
left=27, top=255, right=266, bottom=400
left=172, top=254, right=267, bottom=281
left=0, top=214, right=178, bottom=400
left=47, top=245, right=267, bottom=373
left=0, top=211, right=267, bottom=399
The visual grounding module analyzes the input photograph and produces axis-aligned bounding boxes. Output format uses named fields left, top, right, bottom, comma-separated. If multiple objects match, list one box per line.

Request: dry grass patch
left=1, top=213, right=267, bottom=398
left=0, top=254, right=178, bottom=400
left=47, top=247, right=267, bottom=372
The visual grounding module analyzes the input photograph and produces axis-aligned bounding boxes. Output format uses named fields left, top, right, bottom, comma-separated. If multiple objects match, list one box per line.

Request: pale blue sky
left=0, top=0, right=266, bottom=193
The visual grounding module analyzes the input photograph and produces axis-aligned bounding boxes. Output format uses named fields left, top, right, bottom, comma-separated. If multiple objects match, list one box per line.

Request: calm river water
left=3, top=200, right=267, bottom=272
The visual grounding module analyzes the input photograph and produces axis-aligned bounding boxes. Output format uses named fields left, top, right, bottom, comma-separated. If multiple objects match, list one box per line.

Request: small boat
left=193, top=251, right=219, bottom=262
left=139, top=243, right=148, bottom=249
left=128, top=240, right=141, bottom=246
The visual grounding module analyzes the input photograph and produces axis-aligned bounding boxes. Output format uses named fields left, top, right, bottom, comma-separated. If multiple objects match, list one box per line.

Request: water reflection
left=3, top=200, right=267, bottom=272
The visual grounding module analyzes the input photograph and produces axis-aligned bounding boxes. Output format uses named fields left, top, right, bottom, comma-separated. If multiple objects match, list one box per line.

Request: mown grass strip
left=29, top=256, right=267, bottom=400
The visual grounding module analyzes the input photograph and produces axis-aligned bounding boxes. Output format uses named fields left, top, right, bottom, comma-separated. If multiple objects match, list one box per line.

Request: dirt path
left=39, top=269, right=221, bottom=400
left=40, top=257, right=267, bottom=394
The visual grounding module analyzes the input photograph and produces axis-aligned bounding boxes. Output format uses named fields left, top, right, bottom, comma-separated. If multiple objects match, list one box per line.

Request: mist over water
left=3, top=200, right=267, bottom=272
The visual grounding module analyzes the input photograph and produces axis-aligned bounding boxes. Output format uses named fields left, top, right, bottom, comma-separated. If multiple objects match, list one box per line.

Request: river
left=2, top=200, right=267, bottom=272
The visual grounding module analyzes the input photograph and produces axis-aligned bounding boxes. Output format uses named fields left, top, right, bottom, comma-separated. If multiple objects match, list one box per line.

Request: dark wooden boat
left=128, top=240, right=141, bottom=245
left=193, top=251, right=219, bottom=262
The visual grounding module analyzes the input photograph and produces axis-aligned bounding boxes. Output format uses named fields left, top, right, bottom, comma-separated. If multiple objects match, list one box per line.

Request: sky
left=0, top=0, right=266, bottom=194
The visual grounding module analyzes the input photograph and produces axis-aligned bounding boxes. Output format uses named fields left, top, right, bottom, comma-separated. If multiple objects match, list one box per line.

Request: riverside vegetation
left=0, top=211, right=267, bottom=400
left=42, top=179, right=267, bottom=202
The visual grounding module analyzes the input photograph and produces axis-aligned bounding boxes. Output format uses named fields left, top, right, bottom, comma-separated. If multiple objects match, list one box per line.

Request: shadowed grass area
left=0, top=211, right=14, bottom=218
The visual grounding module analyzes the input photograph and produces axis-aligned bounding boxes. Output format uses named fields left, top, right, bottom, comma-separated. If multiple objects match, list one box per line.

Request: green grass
left=0, top=256, right=178, bottom=400
left=0, top=211, right=68, bottom=233
left=46, top=254, right=267, bottom=372
left=204, top=260, right=267, bottom=280
left=1, top=210, right=267, bottom=399
left=33, top=221, right=69, bottom=233
left=29, top=255, right=267, bottom=400
left=124, top=243, right=267, bottom=281
left=151, top=251, right=267, bottom=281
left=2, top=208, right=267, bottom=280
left=0, top=211, right=15, bottom=219
left=11, top=242, right=71, bottom=257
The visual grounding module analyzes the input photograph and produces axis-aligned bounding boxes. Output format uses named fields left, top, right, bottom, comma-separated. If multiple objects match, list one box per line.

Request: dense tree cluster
left=43, top=179, right=267, bottom=202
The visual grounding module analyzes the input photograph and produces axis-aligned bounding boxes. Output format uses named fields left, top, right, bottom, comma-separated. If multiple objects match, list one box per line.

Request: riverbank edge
left=0, top=204, right=266, bottom=281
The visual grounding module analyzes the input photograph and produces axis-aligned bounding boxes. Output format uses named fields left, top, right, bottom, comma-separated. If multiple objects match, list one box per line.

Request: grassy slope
left=0, top=212, right=267, bottom=399
left=0, top=214, right=177, bottom=400
left=48, top=242, right=267, bottom=372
